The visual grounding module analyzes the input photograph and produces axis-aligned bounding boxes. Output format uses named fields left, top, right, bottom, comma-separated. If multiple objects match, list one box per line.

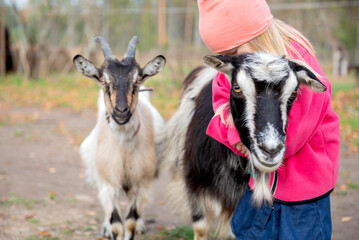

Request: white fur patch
left=104, top=72, right=111, bottom=84
left=235, top=70, right=256, bottom=140
left=158, top=66, right=217, bottom=173
left=132, top=69, right=139, bottom=83
left=280, top=71, right=298, bottom=132
left=258, top=123, right=283, bottom=150
left=252, top=172, right=272, bottom=206
left=193, top=218, right=208, bottom=240
left=244, top=53, right=289, bottom=83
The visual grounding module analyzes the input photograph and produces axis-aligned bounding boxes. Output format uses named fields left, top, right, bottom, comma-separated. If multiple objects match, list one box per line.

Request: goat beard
left=250, top=163, right=273, bottom=207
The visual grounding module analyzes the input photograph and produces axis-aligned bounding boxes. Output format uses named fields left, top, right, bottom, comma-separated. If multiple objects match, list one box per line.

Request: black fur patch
left=126, top=206, right=139, bottom=220
left=184, top=81, right=250, bottom=216
left=110, top=208, right=122, bottom=224
left=122, top=183, right=131, bottom=194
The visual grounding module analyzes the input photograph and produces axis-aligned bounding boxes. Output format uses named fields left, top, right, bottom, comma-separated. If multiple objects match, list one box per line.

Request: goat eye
left=233, top=84, right=242, bottom=93
left=136, top=77, right=142, bottom=84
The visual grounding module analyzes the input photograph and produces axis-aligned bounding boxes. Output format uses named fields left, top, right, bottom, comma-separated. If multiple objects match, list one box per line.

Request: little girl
left=197, top=0, right=340, bottom=239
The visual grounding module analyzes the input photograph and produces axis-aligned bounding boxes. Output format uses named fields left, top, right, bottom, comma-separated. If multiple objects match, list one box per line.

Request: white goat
left=73, top=36, right=165, bottom=240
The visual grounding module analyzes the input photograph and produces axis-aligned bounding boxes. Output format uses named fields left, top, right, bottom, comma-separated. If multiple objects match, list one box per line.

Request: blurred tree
left=353, top=11, right=359, bottom=87
left=2, top=0, right=359, bottom=78
left=0, top=5, right=6, bottom=78
left=334, top=7, right=358, bottom=61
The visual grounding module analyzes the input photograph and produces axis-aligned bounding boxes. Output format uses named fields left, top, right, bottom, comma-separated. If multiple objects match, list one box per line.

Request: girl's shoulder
left=288, top=40, right=312, bottom=60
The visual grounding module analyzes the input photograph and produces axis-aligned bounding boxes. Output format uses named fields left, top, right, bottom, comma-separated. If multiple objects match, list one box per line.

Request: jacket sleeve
left=206, top=72, right=247, bottom=157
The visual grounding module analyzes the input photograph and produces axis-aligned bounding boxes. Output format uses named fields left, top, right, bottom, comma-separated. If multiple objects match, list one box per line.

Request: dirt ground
left=0, top=107, right=358, bottom=240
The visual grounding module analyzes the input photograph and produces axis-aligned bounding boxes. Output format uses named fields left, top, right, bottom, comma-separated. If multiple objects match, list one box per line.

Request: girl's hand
left=233, top=142, right=249, bottom=157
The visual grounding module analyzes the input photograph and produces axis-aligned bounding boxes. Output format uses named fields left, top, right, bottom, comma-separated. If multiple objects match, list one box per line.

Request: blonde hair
left=247, top=19, right=315, bottom=61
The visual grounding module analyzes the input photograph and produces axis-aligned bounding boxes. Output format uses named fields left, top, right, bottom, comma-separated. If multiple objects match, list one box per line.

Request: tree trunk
left=158, top=0, right=167, bottom=47
left=354, top=13, right=359, bottom=88
left=10, top=3, right=31, bottom=79
left=184, top=0, right=194, bottom=47
left=0, top=6, right=6, bottom=79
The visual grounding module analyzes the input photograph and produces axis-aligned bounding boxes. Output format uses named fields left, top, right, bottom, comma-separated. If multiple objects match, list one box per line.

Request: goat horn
left=125, top=36, right=139, bottom=58
left=94, top=36, right=113, bottom=58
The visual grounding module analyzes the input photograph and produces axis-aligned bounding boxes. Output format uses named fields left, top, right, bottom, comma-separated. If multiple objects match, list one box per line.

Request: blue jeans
left=230, top=189, right=332, bottom=240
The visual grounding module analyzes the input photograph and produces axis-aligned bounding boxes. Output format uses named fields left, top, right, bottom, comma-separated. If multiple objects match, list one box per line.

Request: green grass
left=340, top=116, right=359, bottom=132
left=0, top=71, right=183, bottom=118
left=26, top=217, right=39, bottom=224
left=149, top=225, right=220, bottom=240
left=348, top=182, right=359, bottom=189
left=330, top=72, right=359, bottom=149
left=1, top=69, right=359, bottom=148
left=1, top=197, right=37, bottom=208
left=151, top=225, right=194, bottom=240
left=0, top=73, right=100, bottom=112
left=332, top=81, right=356, bottom=96
left=61, top=228, right=74, bottom=235
left=23, top=237, right=59, bottom=240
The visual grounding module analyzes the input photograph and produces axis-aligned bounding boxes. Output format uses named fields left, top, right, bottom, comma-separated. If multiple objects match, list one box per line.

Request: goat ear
left=141, top=55, right=166, bottom=81
left=203, top=55, right=234, bottom=75
left=73, top=55, right=101, bottom=83
left=289, top=59, right=327, bottom=92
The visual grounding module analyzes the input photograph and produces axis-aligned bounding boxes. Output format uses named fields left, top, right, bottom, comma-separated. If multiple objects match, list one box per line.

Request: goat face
left=73, top=36, right=166, bottom=125
left=204, top=53, right=326, bottom=173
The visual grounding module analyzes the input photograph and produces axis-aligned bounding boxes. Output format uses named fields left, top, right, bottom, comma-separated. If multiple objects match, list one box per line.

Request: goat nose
left=115, top=106, right=129, bottom=114
left=258, top=143, right=284, bottom=158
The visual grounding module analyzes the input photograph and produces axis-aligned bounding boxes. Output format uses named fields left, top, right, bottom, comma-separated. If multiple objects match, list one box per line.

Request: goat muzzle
left=112, top=108, right=132, bottom=125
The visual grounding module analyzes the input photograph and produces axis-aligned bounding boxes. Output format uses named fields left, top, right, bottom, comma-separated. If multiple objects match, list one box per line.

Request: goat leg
left=99, top=187, right=124, bottom=240
left=189, top=198, right=209, bottom=240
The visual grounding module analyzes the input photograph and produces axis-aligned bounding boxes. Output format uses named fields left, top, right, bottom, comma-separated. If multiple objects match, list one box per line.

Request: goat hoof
left=111, top=223, right=124, bottom=240
left=135, top=218, right=146, bottom=234
left=101, top=224, right=110, bottom=237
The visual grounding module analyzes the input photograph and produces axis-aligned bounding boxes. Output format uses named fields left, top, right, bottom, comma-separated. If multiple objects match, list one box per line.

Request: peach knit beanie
left=198, top=0, right=273, bottom=53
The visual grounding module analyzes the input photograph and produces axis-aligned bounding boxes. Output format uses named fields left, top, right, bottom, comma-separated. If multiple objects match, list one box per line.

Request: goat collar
left=132, top=122, right=141, bottom=138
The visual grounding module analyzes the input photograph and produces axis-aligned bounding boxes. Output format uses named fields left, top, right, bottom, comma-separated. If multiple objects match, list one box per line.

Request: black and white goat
left=160, top=52, right=326, bottom=239
left=73, top=36, right=166, bottom=240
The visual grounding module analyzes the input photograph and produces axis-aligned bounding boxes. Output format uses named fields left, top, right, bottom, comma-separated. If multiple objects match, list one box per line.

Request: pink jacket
left=206, top=41, right=340, bottom=202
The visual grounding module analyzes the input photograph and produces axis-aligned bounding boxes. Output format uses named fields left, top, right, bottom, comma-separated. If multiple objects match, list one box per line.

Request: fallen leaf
left=157, top=201, right=165, bottom=206
left=156, top=225, right=165, bottom=230
left=39, top=231, right=51, bottom=237
left=25, top=214, right=35, bottom=220
left=341, top=216, right=352, bottom=222
left=48, top=168, right=56, bottom=174
left=87, top=211, right=96, bottom=216
left=339, top=184, right=347, bottom=191
left=66, top=193, right=74, bottom=197
left=48, top=191, right=56, bottom=200
left=1, top=197, right=8, bottom=202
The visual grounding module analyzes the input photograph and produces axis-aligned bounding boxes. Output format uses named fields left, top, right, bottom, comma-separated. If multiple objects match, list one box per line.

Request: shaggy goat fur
left=159, top=52, right=326, bottom=240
